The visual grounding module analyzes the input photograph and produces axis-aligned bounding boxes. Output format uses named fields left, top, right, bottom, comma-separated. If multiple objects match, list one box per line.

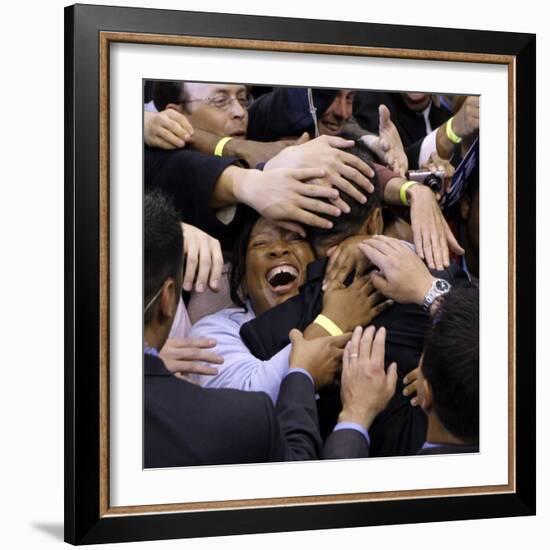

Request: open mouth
left=265, top=264, right=300, bottom=294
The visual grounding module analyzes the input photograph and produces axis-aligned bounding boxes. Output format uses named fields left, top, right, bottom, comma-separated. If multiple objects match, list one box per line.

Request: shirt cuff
left=418, top=128, right=438, bottom=168
left=333, top=421, right=371, bottom=446
left=285, top=368, right=314, bottom=387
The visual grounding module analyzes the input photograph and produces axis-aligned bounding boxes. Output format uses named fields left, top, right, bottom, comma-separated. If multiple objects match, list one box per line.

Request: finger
left=320, top=135, right=355, bottom=149
left=349, top=326, right=363, bottom=363
left=431, top=232, right=444, bottom=272
left=410, top=397, right=419, bottom=407
left=326, top=245, right=337, bottom=257
left=171, top=362, right=219, bottom=376
left=378, top=104, right=391, bottom=128
left=296, top=195, right=341, bottom=217
left=337, top=153, right=375, bottom=185
left=370, top=299, right=394, bottom=319
left=169, top=337, right=217, bottom=349
left=439, top=231, right=450, bottom=268
left=296, top=132, right=310, bottom=145
left=330, top=195, right=351, bottom=214
left=422, top=233, right=436, bottom=270
left=327, top=172, right=368, bottom=204
left=445, top=224, right=465, bottom=256
left=329, top=331, right=353, bottom=348
left=150, top=135, right=178, bottom=150
left=184, top=349, right=224, bottom=365
left=194, top=238, right=212, bottom=293
left=289, top=328, right=303, bottom=347
left=156, top=126, right=187, bottom=149
left=358, top=325, right=375, bottom=363
left=274, top=220, right=306, bottom=238
left=289, top=206, right=333, bottom=230
left=386, top=362, right=399, bottom=393
left=412, top=225, right=424, bottom=261
left=402, top=380, right=418, bottom=397
left=360, top=235, right=396, bottom=257
left=161, top=115, right=192, bottom=141
left=165, top=109, right=194, bottom=135
left=370, top=326, right=387, bottom=366
left=182, top=237, right=199, bottom=292
left=297, top=182, right=339, bottom=201
left=342, top=341, right=350, bottom=371
left=291, top=167, right=327, bottom=182
left=357, top=242, right=388, bottom=271
left=325, top=247, right=342, bottom=283
left=208, top=240, right=224, bottom=291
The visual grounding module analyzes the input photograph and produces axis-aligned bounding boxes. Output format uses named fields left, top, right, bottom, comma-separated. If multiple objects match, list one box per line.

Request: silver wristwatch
left=422, top=278, right=452, bottom=311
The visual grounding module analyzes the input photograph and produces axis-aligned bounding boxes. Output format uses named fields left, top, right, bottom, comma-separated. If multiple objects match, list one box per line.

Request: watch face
left=435, top=279, right=450, bottom=292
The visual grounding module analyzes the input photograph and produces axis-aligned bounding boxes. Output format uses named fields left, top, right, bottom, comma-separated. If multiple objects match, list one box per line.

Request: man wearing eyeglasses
left=172, top=83, right=250, bottom=140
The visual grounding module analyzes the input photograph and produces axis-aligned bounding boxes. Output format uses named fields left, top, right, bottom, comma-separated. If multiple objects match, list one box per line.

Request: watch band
left=422, top=278, right=452, bottom=311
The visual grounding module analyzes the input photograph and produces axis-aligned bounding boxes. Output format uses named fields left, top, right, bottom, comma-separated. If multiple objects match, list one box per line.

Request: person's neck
left=425, top=415, right=469, bottom=447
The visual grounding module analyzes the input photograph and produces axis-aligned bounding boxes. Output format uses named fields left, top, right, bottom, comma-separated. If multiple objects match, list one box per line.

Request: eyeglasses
left=185, top=93, right=251, bottom=111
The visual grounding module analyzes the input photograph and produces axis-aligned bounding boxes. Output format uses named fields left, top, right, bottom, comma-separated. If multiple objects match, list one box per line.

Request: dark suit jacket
left=144, top=146, right=245, bottom=252
left=322, top=429, right=370, bottom=460
left=144, top=354, right=326, bottom=468
left=240, top=258, right=471, bottom=457
left=353, top=92, right=452, bottom=169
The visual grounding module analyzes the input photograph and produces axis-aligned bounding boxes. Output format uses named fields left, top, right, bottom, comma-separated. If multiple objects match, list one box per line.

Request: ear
left=460, top=195, right=471, bottom=221
left=361, top=207, right=384, bottom=236
left=158, top=278, right=178, bottom=320
left=165, top=102, right=184, bottom=114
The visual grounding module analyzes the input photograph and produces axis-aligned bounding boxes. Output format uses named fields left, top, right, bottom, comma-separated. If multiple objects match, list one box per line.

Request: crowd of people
left=143, top=81, right=480, bottom=468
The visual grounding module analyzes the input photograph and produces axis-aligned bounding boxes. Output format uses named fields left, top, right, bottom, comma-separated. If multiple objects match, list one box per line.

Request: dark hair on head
left=144, top=190, right=183, bottom=324
left=306, top=141, right=381, bottom=251
left=422, top=286, right=479, bottom=443
left=152, top=80, right=185, bottom=112
left=228, top=207, right=260, bottom=311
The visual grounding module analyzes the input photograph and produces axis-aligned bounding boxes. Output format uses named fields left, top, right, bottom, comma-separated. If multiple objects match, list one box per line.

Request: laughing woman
left=188, top=214, right=388, bottom=402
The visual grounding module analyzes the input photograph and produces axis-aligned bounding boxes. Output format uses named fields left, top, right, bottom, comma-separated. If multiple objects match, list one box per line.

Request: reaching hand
left=365, top=105, right=408, bottom=176
left=451, top=96, right=479, bottom=139
left=226, top=137, right=299, bottom=167
left=322, top=275, right=394, bottom=333
left=407, top=183, right=464, bottom=270
left=288, top=328, right=351, bottom=390
left=323, top=235, right=373, bottom=290
left=339, top=326, right=398, bottom=428
left=234, top=167, right=342, bottom=237
left=181, top=223, right=224, bottom=292
left=402, top=367, right=421, bottom=406
left=358, top=235, right=435, bottom=305
left=264, top=134, right=375, bottom=213
left=420, top=151, right=456, bottom=201
left=160, top=337, right=223, bottom=382
left=144, top=109, right=194, bottom=149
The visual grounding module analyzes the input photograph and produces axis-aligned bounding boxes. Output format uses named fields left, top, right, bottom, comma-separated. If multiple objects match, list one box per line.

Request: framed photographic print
left=64, top=3, right=536, bottom=545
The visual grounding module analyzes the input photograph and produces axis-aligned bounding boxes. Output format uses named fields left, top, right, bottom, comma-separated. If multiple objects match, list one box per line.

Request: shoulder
left=190, top=306, right=255, bottom=336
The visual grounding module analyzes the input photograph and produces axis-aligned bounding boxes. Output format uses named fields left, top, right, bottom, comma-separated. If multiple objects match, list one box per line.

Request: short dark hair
left=144, top=190, right=183, bottom=324
left=305, top=142, right=380, bottom=250
left=228, top=208, right=260, bottom=311
left=422, top=287, right=479, bottom=443
left=152, top=80, right=184, bottom=112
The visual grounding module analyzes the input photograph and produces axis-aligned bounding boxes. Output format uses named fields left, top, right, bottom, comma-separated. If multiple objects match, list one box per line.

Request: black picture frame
left=65, top=3, right=536, bottom=545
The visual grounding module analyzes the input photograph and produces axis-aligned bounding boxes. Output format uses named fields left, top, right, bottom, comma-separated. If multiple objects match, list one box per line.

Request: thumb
left=386, top=362, right=398, bottom=393
left=369, top=270, right=390, bottom=293
left=296, top=131, right=310, bottom=145
left=378, top=104, right=391, bottom=128
left=289, top=328, right=303, bottom=347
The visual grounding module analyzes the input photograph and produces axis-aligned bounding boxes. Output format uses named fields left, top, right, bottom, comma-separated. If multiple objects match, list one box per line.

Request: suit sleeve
left=268, top=373, right=322, bottom=461
left=322, top=429, right=370, bottom=459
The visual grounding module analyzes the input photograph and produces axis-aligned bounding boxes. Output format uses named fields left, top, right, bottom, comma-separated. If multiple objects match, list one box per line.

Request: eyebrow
left=211, top=85, right=247, bottom=95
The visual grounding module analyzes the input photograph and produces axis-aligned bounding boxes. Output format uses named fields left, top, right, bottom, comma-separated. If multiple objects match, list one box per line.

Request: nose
left=334, top=96, right=352, bottom=119
left=229, top=98, right=247, bottom=119
left=268, top=241, right=290, bottom=258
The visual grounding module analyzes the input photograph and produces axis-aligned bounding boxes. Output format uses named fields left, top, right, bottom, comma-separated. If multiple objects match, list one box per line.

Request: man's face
left=245, top=218, right=315, bottom=316
left=183, top=83, right=248, bottom=138
left=318, top=90, right=355, bottom=136
left=401, top=92, right=431, bottom=112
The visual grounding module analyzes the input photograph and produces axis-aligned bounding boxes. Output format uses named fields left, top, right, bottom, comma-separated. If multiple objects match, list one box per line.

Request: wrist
left=338, top=407, right=377, bottom=430
left=406, top=181, right=431, bottom=205
left=415, top=275, right=438, bottom=306
left=223, top=136, right=242, bottom=158
left=233, top=168, right=261, bottom=207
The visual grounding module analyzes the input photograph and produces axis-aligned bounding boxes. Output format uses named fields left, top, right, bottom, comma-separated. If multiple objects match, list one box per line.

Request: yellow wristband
left=313, top=314, right=343, bottom=336
left=446, top=117, right=462, bottom=144
left=214, top=136, right=233, bottom=157
left=399, top=180, right=418, bottom=206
